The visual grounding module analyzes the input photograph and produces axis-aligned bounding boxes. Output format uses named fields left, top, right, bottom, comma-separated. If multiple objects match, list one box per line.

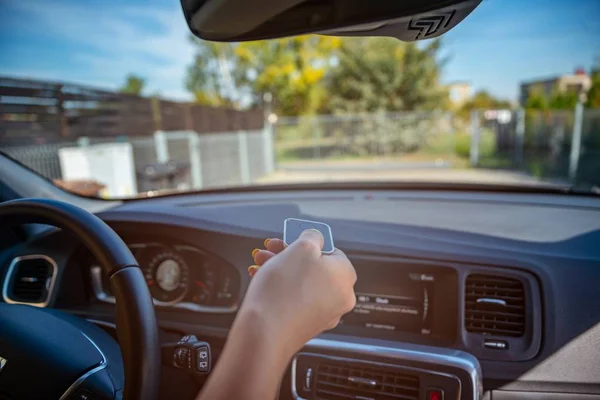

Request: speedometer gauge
left=144, top=251, right=189, bottom=304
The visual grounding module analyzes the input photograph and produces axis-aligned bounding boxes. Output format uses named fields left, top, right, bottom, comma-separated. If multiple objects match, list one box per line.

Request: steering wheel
left=0, top=198, right=160, bottom=400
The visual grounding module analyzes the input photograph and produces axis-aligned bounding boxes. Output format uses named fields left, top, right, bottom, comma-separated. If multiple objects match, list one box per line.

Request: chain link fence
left=471, top=107, right=600, bottom=186
left=274, top=112, right=456, bottom=166
left=1, top=141, right=78, bottom=180
left=579, top=109, right=600, bottom=184
left=3, top=108, right=599, bottom=193
left=274, top=108, right=600, bottom=186
left=0, top=129, right=274, bottom=196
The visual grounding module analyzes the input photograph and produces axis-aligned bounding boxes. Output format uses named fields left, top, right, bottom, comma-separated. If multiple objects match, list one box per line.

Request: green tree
left=323, top=38, right=448, bottom=113
left=525, top=85, right=549, bottom=110
left=549, top=89, right=578, bottom=109
left=119, top=74, right=146, bottom=96
left=185, top=35, right=341, bottom=114
left=461, top=90, right=511, bottom=110
left=185, top=40, right=237, bottom=107
left=458, top=90, right=511, bottom=119
left=525, top=85, right=581, bottom=110
left=586, top=68, right=600, bottom=108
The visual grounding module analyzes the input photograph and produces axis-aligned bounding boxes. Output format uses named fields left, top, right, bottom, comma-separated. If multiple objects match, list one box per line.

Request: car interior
left=1, top=0, right=600, bottom=400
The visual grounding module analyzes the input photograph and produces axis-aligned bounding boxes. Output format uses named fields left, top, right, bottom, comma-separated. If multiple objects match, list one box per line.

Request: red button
left=427, top=388, right=444, bottom=400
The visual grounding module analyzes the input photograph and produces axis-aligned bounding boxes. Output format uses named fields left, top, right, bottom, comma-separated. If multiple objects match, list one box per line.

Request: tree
left=525, top=85, right=549, bottom=110
left=323, top=38, right=449, bottom=114
left=185, top=40, right=237, bottom=107
left=549, top=89, right=578, bottom=110
left=185, top=36, right=449, bottom=116
left=461, top=90, right=511, bottom=110
left=458, top=90, right=511, bottom=119
left=119, top=74, right=146, bottom=96
left=586, top=67, right=600, bottom=109
left=185, top=35, right=341, bottom=115
left=525, top=85, right=581, bottom=110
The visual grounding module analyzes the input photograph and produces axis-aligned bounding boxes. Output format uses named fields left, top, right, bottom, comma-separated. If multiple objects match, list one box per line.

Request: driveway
left=258, top=161, right=548, bottom=185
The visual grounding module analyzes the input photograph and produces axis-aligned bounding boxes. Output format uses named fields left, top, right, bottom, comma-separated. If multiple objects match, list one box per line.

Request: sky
left=0, top=0, right=598, bottom=102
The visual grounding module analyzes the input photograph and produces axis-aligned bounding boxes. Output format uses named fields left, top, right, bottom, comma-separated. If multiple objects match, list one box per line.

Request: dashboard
left=88, top=242, right=239, bottom=312
left=2, top=188, right=600, bottom=400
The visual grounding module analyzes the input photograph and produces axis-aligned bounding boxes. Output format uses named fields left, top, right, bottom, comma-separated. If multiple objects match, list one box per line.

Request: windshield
left=0, top=0, right=599, bottom=198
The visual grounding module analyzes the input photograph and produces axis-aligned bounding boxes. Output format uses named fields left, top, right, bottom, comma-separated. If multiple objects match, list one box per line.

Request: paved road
left=258, top=161, right=547, bottom=185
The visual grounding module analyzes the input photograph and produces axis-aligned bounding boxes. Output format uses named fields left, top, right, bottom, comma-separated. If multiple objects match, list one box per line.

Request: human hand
left=196, top=231, right=356, bottom=400
left=240, top=230, right=357, bottom=359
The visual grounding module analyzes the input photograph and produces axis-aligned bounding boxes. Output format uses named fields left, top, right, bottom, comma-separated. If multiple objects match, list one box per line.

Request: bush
left=454, top=129, right=496, bottom=160
left=455, top=132, right=471, bottom=158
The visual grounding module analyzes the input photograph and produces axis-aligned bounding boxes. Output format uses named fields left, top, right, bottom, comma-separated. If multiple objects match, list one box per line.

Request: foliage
left=185, top=36, right=450, bottom=116
left=458, top=90, right=511, bottom=119
left=185, top=35, right=341, bottom=114
left=185, top=40, right=237, bottom=107
left=454, top=132, right=471, bottom=158
left=119, top=74, right=145, bottom=96
left=525, top=78, right=587, bottom=110
left=323, top=38, right=448, bottom=114
left=235, top=36, right=341, bottom=115
left=586, top=68, right=600, bottom=109
left=525, top=85, right=549, bottom=110
left=525, top=85, right=579, bottom=110
left=454, top=129, right=496, bottom=159
left=548, top=90, right=579, bottom=110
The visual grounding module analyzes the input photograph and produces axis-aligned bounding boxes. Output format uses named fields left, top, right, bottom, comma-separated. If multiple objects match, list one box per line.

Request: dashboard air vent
left=465, top=274, right=525, bottom=337
left=315, top=362, right=419, bottom=400
left=2, top=256, right=57, bottom=307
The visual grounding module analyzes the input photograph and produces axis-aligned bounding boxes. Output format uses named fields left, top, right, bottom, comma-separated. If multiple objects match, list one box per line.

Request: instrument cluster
left=90, top=243, right=240, bottom=312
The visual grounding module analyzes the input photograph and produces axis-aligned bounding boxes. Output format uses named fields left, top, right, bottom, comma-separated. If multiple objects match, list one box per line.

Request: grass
left=275, top=129, right=494, bottom=169
left=274, top=117, right=600, bottom=185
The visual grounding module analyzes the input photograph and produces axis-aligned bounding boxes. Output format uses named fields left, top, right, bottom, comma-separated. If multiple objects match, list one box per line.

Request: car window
left=0, top=0, right=598, bottom=198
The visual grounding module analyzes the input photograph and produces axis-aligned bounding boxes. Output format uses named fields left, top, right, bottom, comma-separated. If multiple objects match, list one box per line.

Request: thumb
left=294, top=228, right=325, bottom=252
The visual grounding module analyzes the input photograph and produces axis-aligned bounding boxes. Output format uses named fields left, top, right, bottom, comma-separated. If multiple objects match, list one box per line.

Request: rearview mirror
left=181, top=0, right=482, bottom=42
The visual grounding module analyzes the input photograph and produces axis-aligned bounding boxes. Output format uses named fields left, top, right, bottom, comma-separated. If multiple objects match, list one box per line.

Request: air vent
left=315, top=362, right=419, bottom=400
left=465, top=274, right=525, bottom=337
left=2, top=255, right=57, bottom=307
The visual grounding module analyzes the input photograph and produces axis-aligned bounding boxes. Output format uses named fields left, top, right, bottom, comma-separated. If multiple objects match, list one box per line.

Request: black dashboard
left=88, top=242, right=240, bottom=313
left=2, top=189, right=600, bottom=400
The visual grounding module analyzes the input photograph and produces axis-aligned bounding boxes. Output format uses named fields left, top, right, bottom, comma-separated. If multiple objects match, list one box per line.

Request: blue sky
left=0, top=0, right=598, bottom=102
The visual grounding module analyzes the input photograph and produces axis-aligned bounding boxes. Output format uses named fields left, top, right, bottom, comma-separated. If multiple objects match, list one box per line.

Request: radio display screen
left=337, top=258, right=457, bottom=343
left=344, top=273, right=433, bottom=335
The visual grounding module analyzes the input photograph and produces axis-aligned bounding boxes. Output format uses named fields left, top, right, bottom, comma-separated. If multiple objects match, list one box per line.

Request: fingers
left=248, top=238, right=285, bottom=278
left=253, top=249, right=276, bottom=265
left=248, top=265, right=259, bottom=278
left=249, top=233, right=326, bottom=278
left=265, top=238, right=285, bottom=254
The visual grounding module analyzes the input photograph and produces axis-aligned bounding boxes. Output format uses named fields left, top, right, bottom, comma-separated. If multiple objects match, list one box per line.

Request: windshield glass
left=0, top=0, right=599, bottom=198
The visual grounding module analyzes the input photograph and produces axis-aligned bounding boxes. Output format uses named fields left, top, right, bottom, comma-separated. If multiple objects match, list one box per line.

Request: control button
left=178, top=335, right=198, bottom=344
left=426, top=388, right=444, bottom=400
left=198, top=348, right=208, bottom=361
left=304, top=367, right=313, bottom=390
left=71, top=389, right=97, bottom=400
left=173, top=347, right=189, bottom=368
left=484, top=339, right=509, bottom=350
left=195, top=346, right=210, bottom=372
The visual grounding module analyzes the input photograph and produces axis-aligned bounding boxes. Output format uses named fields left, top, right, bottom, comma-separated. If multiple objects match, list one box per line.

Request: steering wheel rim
left=0, top=198, right=160, bottom=400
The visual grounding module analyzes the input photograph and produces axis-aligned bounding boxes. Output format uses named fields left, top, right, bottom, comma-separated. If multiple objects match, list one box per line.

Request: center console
left=334, top=256, right=458, bottom=346
left=291, top=337, right=482, bottom=400
left=288, top=255, right=480, bottom=399
left=287, top=254, right=541, bottom=400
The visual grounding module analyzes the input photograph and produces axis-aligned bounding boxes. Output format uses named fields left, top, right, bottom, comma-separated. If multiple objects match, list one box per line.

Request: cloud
left=1, top=0, right=195, bottom=100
